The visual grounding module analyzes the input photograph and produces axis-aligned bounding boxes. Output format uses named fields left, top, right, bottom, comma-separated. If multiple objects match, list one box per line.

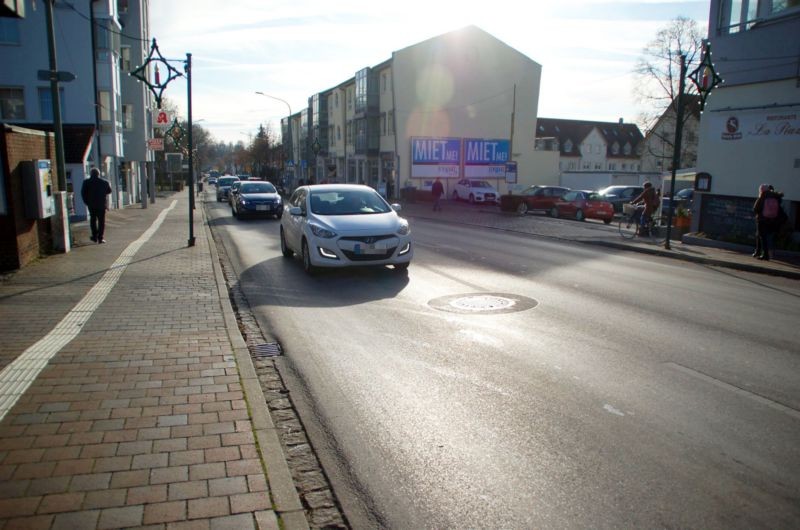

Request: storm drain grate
left=250, top=342, right=282, bottom=358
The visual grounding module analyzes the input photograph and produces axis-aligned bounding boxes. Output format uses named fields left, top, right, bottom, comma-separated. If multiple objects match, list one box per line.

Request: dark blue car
left=231, top=181, right=283, bottom=219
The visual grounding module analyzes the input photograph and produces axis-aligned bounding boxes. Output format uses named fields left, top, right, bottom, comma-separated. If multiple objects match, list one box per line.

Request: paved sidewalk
left=0, top=193, right=307, bottom=529
left=399, top=199, right=800, bottom=279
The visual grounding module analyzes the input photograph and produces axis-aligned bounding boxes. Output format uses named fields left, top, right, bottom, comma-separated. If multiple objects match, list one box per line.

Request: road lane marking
left=666, top=362, right=800, bottom=420
left=0, top=201, right=178, bottom=422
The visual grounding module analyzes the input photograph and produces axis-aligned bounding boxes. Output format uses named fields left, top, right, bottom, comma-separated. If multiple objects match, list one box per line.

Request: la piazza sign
left=716, top=111, right=800, bottom=142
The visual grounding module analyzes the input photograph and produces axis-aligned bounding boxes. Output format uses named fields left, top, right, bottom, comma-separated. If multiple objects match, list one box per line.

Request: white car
left=280, top=184, right=413, bottom=274
left=452, top=179, right=500, bottom=204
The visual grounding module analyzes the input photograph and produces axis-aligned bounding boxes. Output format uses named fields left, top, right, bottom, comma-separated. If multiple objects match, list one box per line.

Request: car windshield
left=562, top=191, right=579, bottom=201
left=522, top=186, right=542, bottom=196
left=469, top=180, right=493, bottom=188
left=240, top=183, right=276, bottom=194
left=310, top=189, right=391, bottom=215
left=218, top=177, right=238, bottom=186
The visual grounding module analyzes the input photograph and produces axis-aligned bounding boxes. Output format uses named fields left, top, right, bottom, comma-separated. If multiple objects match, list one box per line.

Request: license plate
left=256, top=205, right=269, bottom=211
left=354, top=243, right=382, bottom=255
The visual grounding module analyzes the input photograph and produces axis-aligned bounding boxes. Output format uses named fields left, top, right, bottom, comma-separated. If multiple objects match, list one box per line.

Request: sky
left=149, top=0, right=710, bottom=145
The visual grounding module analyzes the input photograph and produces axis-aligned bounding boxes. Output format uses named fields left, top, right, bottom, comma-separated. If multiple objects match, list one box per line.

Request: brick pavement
left=0, top=193, right=307, bottom=530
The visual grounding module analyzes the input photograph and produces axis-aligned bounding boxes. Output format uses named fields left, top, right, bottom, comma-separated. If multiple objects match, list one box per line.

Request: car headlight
left=310, top=224, right=337, bottom=238
left=397, top=219, right=410, bottom=236
left=240, top=199, right=246, bottom=205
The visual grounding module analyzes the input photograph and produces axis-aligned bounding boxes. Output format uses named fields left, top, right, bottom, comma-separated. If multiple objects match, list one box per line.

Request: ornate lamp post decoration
left=130, top=40, right=196, bottom=246
left=130, top=39, right=183, bottom=109
left=688, top=40, right=722, bottom=112
left=165, top=118, right=186, bottom=148
left=663, top=42, right=722, bottom=250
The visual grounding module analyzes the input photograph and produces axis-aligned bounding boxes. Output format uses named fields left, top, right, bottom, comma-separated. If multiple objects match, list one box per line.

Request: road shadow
left=234, top=254, right=410, bottom=309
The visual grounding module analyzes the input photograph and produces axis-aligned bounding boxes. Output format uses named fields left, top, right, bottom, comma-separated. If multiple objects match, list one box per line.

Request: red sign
left=147, top=138, right=164, bottom=151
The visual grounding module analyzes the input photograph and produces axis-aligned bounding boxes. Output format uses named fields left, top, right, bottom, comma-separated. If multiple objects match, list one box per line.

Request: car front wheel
left=452, top=191, right=459, bottom=201
left=575, top=209, right=585, bottom=221
left=516, top=202, right=528, bottom=215
left=302, top=240, right=316, bottom=275
left=550, top=207, right=559, bottom=218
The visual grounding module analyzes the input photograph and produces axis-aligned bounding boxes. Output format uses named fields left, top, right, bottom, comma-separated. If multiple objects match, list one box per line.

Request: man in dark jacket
left=431, top=177, right=444, bottom=212
left=81, top=168, right=112, bottom=243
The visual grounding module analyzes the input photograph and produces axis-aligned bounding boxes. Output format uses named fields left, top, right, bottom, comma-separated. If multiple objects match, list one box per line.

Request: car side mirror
left=289, top=206, right=303, bottom=216
left=391, top=203, right=402, bottom=212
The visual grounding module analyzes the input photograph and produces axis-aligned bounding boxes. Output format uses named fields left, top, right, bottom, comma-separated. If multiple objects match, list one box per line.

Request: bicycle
left=618, top=203, right=667, bottom=244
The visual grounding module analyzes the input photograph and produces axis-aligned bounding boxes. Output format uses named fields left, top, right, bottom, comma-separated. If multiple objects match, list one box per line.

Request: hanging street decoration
left=129, top=39, right=183, bottom=109
left=688, top=40, right=723, bottom=112
left=165, top=118, right=186, bottom=147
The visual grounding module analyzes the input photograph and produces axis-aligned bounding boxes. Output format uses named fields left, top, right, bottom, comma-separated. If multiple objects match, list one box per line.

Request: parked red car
left=551, top=190, right=614, bottom=224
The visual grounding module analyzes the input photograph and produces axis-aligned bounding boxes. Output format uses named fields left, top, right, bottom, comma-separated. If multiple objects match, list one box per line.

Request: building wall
left=0, top=126, right=56, bottom=271
left=697, top=78, right=799, bottom=200
left=392, top=26, right=541, bottom=195
left=0, top=3, right=95, bottom=125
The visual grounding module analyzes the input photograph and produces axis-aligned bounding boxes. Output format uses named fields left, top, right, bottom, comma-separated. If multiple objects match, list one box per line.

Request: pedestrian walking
left=431, top=177, right=444, bottom=211
left=752, top=183, right=785, bottom=261
left=81, top=168, right=112, bottom=243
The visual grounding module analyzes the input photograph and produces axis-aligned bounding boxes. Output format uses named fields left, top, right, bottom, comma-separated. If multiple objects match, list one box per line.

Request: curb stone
left=201, top=204, right=310, bottom=530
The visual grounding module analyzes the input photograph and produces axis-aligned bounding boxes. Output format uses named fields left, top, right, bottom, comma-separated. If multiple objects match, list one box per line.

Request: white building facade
left=290, top=26, right=544, bottom=199
left=694, top=0, right=799, bottom=243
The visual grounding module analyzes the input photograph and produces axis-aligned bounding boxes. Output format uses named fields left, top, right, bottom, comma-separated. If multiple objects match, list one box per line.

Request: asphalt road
left=207, top=199, right=800, bottom=529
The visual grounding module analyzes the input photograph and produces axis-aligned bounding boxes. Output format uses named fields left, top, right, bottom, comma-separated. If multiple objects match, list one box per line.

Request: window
left=564, top=139, right=573, bottom=153
left=595, top=163, right=602, bottom=170
left=38, top=87, right=65, bottom=121
left=99, top=91, right=112, bottom=121
left=583, top=162, right=590, bottom=169
left=387, top=111, right=394, bottom=135
left=122, top=104, right=133, bottom=129
left=0, top=17, right=20, bottom=45
left=611, top=142, right=619, bottom=155
left=120, top=46, right=131, bottom=72
left=380, top=113, right=386, bottom=136
left=335, top=92, right=339, bottom=108
left=595, top=145, right=601, bottom=154
left=347, top=89, right=353, bottom=110
left=608, top=163, right=616, bottom=170
left=0, top=87, right=25, bottom=119
left=382, top=73, right=387, bottom=93
left=337, top=125, right=341, bottom=141
left=719, top=0, right=796, bottom=33
left=623, top=143, right=631, bottom=155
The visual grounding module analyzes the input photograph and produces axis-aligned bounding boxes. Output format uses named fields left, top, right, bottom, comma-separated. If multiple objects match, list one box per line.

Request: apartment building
left=291, top=26, right=543, bottom=198
left=118, top=0, right=154, bottom=206
left=534, top=118, right=649, bottom=191
left=693, top=0, right=799, bottom=241
left=0, top=0, right=151, bottom=219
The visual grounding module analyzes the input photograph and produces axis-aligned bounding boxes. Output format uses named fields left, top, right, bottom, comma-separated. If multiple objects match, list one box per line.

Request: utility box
left=21, top=159, right=56, bottom=219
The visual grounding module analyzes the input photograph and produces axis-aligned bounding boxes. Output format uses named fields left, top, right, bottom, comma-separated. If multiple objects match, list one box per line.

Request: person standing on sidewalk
left=752, top=183, right=785, bottom=261
left=81, top=168, right=112, bottom=243
left=431, top=177, right=444, bottom=211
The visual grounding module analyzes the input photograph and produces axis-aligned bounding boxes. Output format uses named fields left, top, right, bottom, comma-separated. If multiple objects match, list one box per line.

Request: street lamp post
left=255, top=91, right=292, bottom=187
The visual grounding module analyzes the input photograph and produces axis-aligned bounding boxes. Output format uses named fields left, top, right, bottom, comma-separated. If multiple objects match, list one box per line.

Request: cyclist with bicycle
left=630, top=182, right=658, bottom=236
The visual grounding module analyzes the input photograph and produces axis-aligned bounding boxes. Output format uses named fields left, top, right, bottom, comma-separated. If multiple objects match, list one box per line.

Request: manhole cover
left=428, top=293, right=538, bottom=314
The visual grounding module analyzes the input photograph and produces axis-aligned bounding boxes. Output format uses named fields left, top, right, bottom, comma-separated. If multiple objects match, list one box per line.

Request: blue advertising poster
left=464, top=138, right=510, bottom=178
left=410, top=137, right=461, bottom=178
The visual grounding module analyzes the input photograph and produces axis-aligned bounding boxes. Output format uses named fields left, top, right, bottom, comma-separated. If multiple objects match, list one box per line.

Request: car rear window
left=241, top=183, right=276, bottom=194
left=218, top=177, right=238, bottom=186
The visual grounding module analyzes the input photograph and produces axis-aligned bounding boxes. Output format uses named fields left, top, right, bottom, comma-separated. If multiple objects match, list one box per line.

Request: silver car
left=215, top=176, right=240, bottom=202
left=280, top=184, right=412, bottom=274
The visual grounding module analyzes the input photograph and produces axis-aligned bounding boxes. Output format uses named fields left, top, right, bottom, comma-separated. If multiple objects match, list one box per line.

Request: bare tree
left=634, top=16, right=705, bottom=171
